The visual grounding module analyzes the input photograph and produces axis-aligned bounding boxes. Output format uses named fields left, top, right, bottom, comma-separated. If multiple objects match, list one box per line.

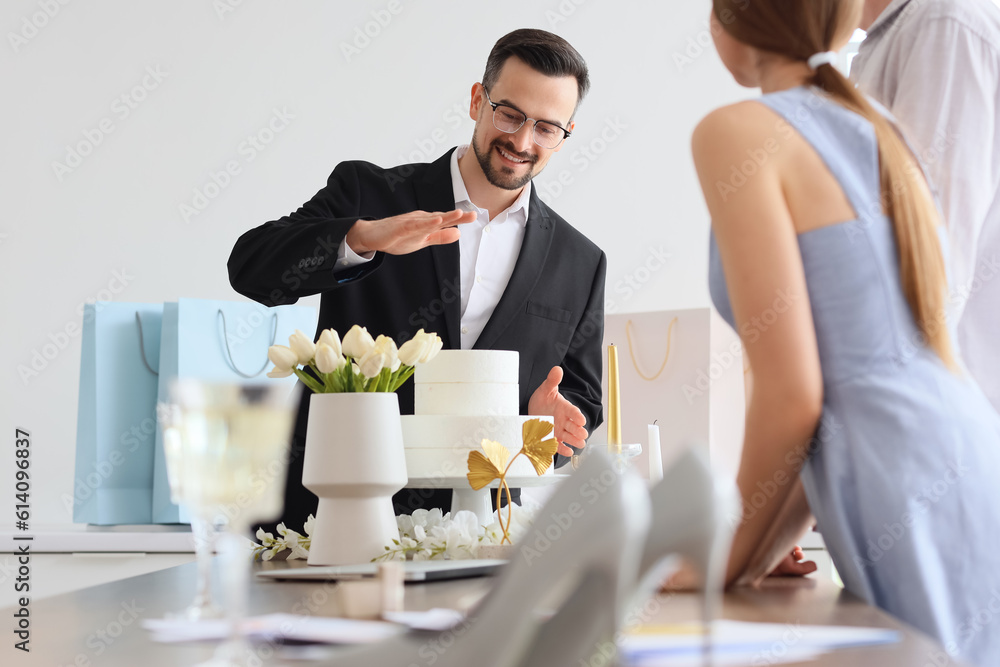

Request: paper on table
left=143, top=613, right=404, bottom=645
left=382, top=608, right=466, bottom=631
left=624, top=647, right=823, bottom=667
left=620, top=619, right=900, bottom=666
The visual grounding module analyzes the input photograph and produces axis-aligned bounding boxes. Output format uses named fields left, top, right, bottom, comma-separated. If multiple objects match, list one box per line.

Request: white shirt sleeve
left=336, top=237, right=376, bottom=270
left=882, top=16, right=999, bottom=322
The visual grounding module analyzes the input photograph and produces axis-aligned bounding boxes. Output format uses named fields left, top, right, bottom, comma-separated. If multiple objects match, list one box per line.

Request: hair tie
left=807, top=51, right=838, bottom=70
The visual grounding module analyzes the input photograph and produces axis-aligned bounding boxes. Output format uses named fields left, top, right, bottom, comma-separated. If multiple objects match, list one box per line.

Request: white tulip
left=314, top=343, right=345, bottom=373
left=374, top=335, right=399, bottom=371
left=358, top=348, right=388, bottom=378
left=423, top=336, right=443, bottom=363
left=398, top=330, right=432, bottom=366
left=288, top=329, right=316, bottom=365
left=267, top=344, right=298, bottom=371
left=342, top=325, right=375, bottom=359
left=266, top=367, right=293, bottom=378
left=317, top=329, right=342, bottom=358
left=357, top=336, right=398, bottom=379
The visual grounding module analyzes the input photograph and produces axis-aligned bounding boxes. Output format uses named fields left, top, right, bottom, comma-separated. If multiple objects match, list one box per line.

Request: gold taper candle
left=608, top=344, right=622, bottom=453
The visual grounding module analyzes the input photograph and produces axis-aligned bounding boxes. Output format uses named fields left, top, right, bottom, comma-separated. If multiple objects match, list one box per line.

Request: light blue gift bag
left=151, top=298, right=316, bottom=523
left=73, top=302, right=164, bottom=525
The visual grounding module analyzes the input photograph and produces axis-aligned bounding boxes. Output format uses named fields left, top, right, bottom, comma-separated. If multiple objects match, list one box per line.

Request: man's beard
left=472, top=136, right=538, bottom=191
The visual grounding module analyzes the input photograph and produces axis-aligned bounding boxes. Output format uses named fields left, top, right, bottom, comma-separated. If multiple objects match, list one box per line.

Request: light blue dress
left=708, top=86, right=1000, bottom=666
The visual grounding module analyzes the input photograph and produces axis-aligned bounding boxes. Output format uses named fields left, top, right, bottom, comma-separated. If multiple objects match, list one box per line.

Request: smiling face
left=468, top=56, right=579, bottom=191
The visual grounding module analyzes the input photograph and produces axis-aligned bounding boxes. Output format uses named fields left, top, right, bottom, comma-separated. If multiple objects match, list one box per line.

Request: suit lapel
left=416, top=149, right=462, bottom=349
left=474, top=186, right=554, bottom=350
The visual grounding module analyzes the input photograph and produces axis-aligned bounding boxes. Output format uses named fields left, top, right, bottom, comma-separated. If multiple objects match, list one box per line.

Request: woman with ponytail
left=693, top=0, right=1000, bottom=663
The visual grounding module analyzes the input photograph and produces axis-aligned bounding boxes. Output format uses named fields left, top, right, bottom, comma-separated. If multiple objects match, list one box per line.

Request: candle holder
left=572, top=442, right=642, bottom=474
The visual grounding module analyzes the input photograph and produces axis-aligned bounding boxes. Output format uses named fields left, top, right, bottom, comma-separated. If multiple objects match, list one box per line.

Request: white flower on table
left=266, top=345, right=298, bottom=378
left=288, top=329, right=317, bottom=365
left=342, top=325, right=376, bottom=359
left=358, top=335, right=399, bottom=378
left=317, top=329, right=343, bottom=358
left=398, top=329, right=443, bottom=366
left=251, top=514, right=315, bottom=561
left=315, top=343, right=346, bottom=373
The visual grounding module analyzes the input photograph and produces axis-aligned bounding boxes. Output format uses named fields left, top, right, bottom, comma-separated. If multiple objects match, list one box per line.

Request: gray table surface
left=3, top=558, right=969, bottom=666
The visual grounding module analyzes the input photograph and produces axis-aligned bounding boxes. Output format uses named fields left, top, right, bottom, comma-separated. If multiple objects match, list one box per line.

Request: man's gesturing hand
left=528, top=366, right=588, bottom=457
left=346, top=209, right=477, bottom=256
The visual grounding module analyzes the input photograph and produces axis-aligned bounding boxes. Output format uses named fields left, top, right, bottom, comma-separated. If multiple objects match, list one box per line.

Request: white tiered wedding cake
left=400, top=350, right=556, bottom=521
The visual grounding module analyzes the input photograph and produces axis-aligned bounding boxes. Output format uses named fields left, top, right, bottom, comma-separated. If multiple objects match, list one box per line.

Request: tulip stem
left=389, top=366, right=416, bottom=392
left=345, top=362, right=356, bottom=392
left=292, top=367, right=324, bottom=394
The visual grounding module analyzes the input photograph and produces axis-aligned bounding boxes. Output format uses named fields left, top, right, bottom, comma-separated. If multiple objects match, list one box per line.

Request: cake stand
left=405, top=472, right=569, bottom=524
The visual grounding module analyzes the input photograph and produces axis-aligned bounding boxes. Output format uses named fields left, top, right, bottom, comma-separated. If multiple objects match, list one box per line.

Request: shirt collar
left=450, top=144, right=531, bottom=225
left=865, top=0, right=913, bottom=37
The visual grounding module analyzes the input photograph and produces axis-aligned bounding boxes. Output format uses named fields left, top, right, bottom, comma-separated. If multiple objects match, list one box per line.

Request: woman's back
left=709, top=85, right=1000, bottom=664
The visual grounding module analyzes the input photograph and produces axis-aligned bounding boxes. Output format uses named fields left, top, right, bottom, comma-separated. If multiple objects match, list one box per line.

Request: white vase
left=302, top=392, right=408, bottom=566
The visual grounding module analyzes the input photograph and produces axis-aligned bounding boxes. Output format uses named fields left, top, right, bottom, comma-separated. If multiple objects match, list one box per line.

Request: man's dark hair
left=482, top=29, right=590, bottom=107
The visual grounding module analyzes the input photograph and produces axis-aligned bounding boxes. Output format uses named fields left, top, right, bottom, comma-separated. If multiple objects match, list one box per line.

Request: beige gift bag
left=589, top=307, right=747, bottom=478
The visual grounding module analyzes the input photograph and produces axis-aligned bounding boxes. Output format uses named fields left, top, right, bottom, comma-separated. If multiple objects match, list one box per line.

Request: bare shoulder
left=691, top=102, right=784, bottom=170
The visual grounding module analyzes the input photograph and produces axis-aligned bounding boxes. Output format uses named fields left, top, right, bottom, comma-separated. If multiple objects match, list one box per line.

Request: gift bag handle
left=135, top=312, right=160, bottom=376
left=216, top=309, right=279, bottom=378
left=624, top=317, right=677, bottom=381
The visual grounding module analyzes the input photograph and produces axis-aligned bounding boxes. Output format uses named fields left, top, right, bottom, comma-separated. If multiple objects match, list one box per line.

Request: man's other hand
left=528, top=366, right=588, bottom=456
left=346, top=209, right=477, bottom=255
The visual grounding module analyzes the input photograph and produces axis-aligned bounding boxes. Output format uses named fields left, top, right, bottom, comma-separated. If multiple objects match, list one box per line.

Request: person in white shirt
left=852, top=0, right=1000, bottom=411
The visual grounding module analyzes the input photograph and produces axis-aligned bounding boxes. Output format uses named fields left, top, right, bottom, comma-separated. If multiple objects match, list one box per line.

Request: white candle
left=648, top=424, right=663, bottom=483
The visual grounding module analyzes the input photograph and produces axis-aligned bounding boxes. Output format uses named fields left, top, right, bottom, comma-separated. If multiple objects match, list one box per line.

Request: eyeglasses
left=482, top=87, right=571, bottom=149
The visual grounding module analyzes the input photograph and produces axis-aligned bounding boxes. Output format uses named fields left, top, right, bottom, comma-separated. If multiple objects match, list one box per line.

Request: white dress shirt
left=337, top=145, right=530, bottom=349
left=852, top=0, right=1000, bottom=410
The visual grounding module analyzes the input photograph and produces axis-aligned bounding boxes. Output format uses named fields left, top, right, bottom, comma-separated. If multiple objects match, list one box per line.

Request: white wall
left=0, top=0, right=748, bottom=527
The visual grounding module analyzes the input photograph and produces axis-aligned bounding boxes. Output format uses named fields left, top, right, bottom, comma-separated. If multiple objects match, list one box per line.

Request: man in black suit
left=228, top=28, right=605, bottom=528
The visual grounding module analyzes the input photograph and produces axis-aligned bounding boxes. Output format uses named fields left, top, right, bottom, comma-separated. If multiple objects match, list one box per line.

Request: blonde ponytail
left=812, top=65, right=956, bottom=370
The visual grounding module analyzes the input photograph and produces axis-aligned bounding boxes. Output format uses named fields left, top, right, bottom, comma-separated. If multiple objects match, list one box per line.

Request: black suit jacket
left=228, top=148, right=606, bottom=526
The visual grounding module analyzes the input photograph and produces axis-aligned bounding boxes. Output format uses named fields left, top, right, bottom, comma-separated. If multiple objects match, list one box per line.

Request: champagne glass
left=158, top=402, right=224, bottom=621
left=169, top=380, right=297, bottom=667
